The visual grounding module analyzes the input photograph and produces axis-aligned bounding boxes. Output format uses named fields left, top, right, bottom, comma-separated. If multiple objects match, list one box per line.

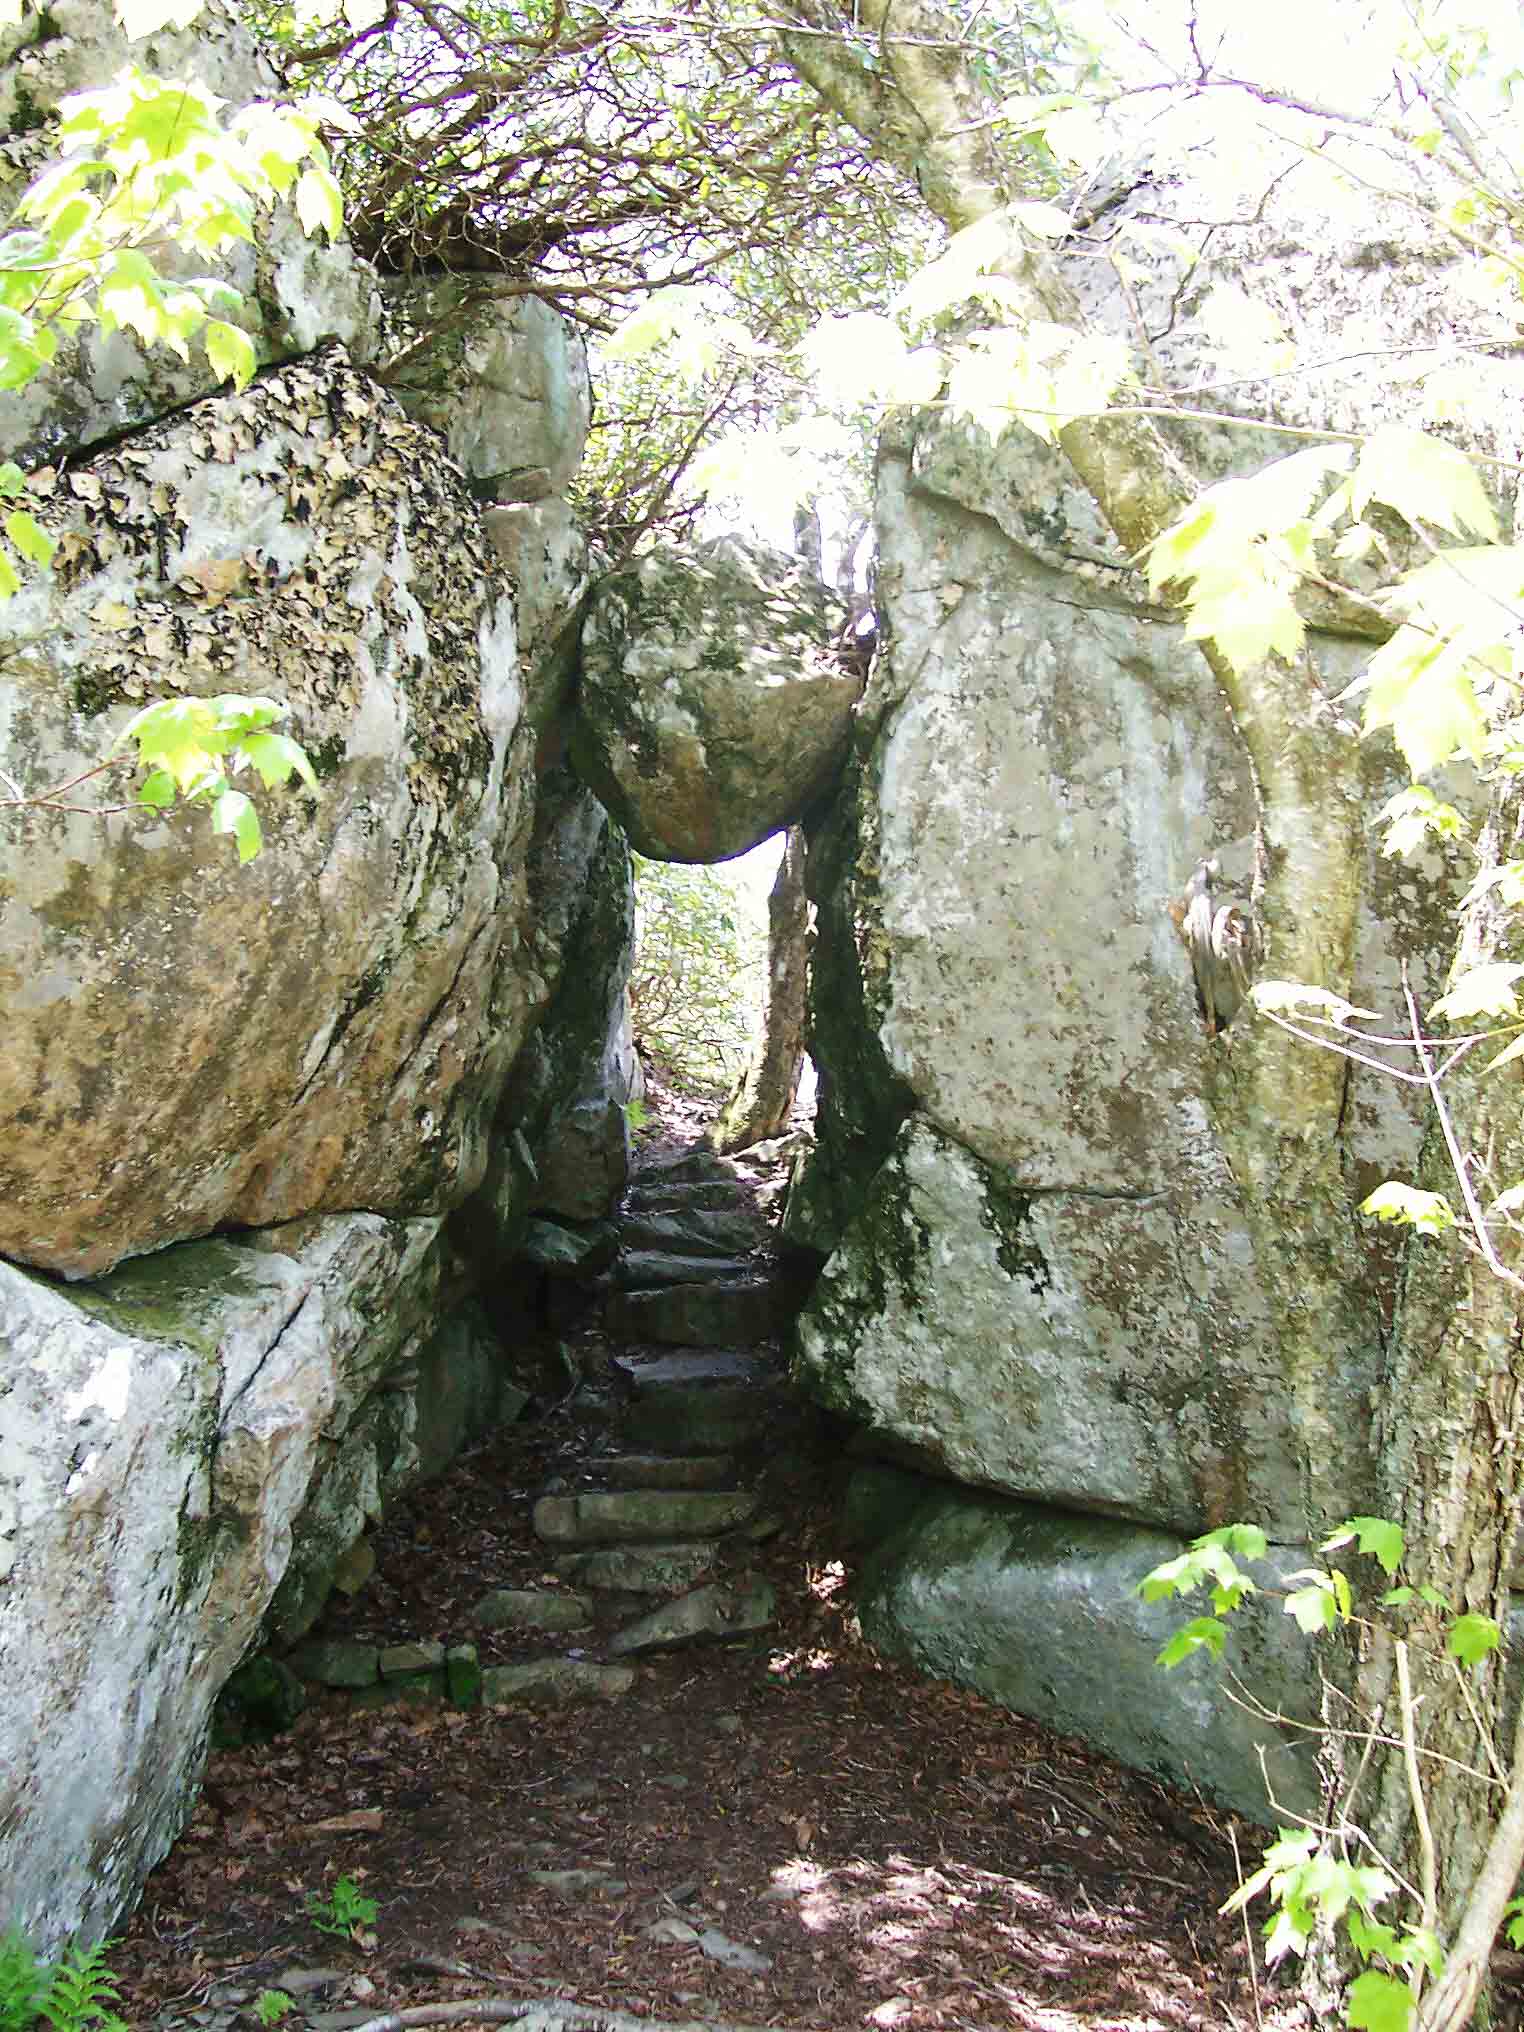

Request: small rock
left=285, top=1640, right=379, bottom=1690
left=592, top=1453, right=738, bottom=1491
left=527, top=1868, right=628, bottom=1897
left=275, top=1968, right=348, bottom=1995
left=330, top=1537, right=376, bottom=1597
left=697, top=1927, right=772, bottom=1973
left=714, top=1713, right=744, bottom=1736
left=645, top=1917, right=700, bottom=1944
left=380, top=1640, right=446, bottom=1679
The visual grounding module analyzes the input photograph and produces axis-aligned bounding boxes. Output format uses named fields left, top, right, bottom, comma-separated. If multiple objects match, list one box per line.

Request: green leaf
left=204, top=319, right=255, bottom=389
left=1447, top=1612, right=1501, bottom=1666
left=5, top=509, right=54, bottom=567
left=294, top=166, right=343, bottom=241
left=1320, top=1517, right=1404, bottom=1576
left=0, top=462, right=26, bottom=499
left=1353, top=424, right=1500, bottom=541
left=137, top=768, right=176, bottom=809
left=238, top=730, right=318, bottom=792
left=1345, top=1969, right=1417, bottom=2032
left=1284, top=1578, right=1338, bottom=1634
left=1430, top=964, right=1524, bottom=1023
left=212, top=787, right=262, bottom=862
left=1198, top=1523, right=1269, bottom=1562
left=1380, top=1586, right=1414, bottom=1607
left=1359, top=1184, right=1456, bottom=1235
left=0, top=544, right=21, bottom=602
left=1154, top=1616, right=1227, bottom=1669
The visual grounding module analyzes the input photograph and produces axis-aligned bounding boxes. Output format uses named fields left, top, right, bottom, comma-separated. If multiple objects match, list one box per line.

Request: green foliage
left=118, top=694, right=318, bottom=863
left=628, top=854, right=765, bottom=1095
left=304, top=1875, right=377, bottom=1940
left=1142, top=1519, right=1503, bottom=2025
left=251, top=1990, right=294, bottom=2026
left=0, top=1935, right=127, bottom=2032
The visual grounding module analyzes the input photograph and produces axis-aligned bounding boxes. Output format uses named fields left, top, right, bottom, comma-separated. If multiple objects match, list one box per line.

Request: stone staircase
left=275, top=1139, right=812, bottom=1716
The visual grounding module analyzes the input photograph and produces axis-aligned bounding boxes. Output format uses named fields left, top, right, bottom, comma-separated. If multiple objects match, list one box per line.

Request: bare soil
left=110, top=1072, right=1335, bottom=2032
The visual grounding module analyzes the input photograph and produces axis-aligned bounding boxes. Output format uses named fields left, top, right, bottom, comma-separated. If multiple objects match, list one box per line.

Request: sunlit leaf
left=1448, top=1612, right=1501, bottom=1666
left=204, top=319, right=255, bottom=389
left=1353, top=424, right=1500, bottom=541
left=1430, top=963, right=1524, bottom=1022
left=1346, top=1969, right=1417, bottom=2032
left=212, top=787, right=262, bottom=862
left=1359, top=1184, right=1456, bottom=1235
left=1320, top=1517, right=1404, bottom=1576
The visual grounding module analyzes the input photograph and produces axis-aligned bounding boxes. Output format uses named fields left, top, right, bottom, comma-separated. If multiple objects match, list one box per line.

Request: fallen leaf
left=306, top=1809, right=384, bottom=1834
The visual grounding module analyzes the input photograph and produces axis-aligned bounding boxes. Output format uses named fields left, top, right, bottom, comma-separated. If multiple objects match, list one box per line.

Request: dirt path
left=112, top=1090, right=1306, bottom=2032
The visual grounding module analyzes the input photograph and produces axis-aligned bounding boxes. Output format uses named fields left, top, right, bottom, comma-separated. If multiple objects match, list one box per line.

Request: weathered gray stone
left=482, top=1660, right=635, bottom=1703
left=618, top=1209, right=762, bottom=1257
left=606, top=1281, right=785, bottom=1348
left=625, top=1179, right=746, bottom=1215
left=521, top=1218, right=619, bottom=1275
left=0, top=350, right=539, bottom=1278
left=472, top=1588, right=593, bottom=1632
left=532, top=1490, right=758, bottom=1544
left=380, top=1640, right=446, bottom=1679
left=482, top=499, right=592, bottom=680
left=614, top=1252, right=756, bottom=1290
left=572, top=537, right=859, bottom=861
left=0, top=1209, right=457, bottom=1951
left=856, top=1485, right=1321, bottom=1823
left=330, top=1538, right=377, bottom=1598
left=379, top=281, right=592, bottom=495
left=287, top=1640, right=381, bottom=1690
left=551, top=1543, right=719, bottom=1594
left=607, top=1578, right=776, bottom=1655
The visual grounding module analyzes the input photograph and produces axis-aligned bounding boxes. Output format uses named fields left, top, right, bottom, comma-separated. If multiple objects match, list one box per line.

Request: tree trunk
left=710, top=828, right=809, bottom=1152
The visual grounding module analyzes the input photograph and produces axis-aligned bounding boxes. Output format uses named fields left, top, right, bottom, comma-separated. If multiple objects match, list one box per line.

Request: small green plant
left=304, top=1875, right=378, bottom=1941
left=1139, top=1518, right=1503, bottom=2029
left=0, top=1932, right=46, bottom=2032
left=0, top=1935, right=128, bottom=2032
left=251, top=1991, right=294, bottom=2026
left=621, top=1095, right=650, bottom=1138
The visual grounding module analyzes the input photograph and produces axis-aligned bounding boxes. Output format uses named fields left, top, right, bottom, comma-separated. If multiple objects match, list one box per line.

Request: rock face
left=571, top=536, right=859, bottom=861
left=0, top=349, right=537, bottom=1277
left=789, top=125, right=1486, bottom=1802
left=0, top=1212, right=506, bottom=1948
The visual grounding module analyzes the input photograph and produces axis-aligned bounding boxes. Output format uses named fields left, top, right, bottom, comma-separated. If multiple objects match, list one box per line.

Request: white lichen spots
left=62, top=1346, right=134, bottom=1424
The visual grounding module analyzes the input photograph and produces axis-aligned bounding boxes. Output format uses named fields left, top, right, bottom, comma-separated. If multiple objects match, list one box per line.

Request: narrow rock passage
left=110, top=1133, right=1276, bottom=2032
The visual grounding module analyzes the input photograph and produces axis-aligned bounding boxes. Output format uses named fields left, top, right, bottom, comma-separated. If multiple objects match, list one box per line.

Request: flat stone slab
left=615, top=1250, right=756, bottom=1289
left=379, top=1640, right=445, bottom=1678
left=634, top=1150, right=738, bottom=1185
left=618, top=1209, right=762, bottom=1257
left=606, top=1280, right=786, bottom=1347
left=623, top=1384, right=774, bottom=1455
left=552, top=1542, right=719, bottom=1593
left=615, top=1349, right=773, bottom=1390
left=286, top=1639, right=379, bottom=1689
left=472, top=1588, right=593, bottom=1632
left=588, top=1452, right=737, bottom=1490
left=533, top=1489, right=758, bottom=1544
left=481, top=1659, right=635, bottom=1703
left=608, top=1577, right=776, bottom=1655
left=625, top=1179, right=745, bottom=1215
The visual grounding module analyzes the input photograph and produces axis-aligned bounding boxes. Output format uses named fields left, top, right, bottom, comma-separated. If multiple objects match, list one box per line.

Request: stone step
left=624, top=1179, right=746, bottom=1216
left=519, top=1217, right=618, bottom=1276
left=607, top=1577, right=777, bottom=1656
left=480, top=1658, right=634, bottom=1703
left=471, top=1587, right=592, bottom=1633
left=617, top=1208, right=763, bottom=1258
left=532, top=1488, right=759, bottom=1545
left=614, top=1250, right=755, bottom=1290
left=605, top=1279, right=786, bottom=1348
left=633, top=1149, right=738, bottom=1187
left=615, top=1349, right=774, bottom=1390
left=584, top=1452, right=737, bottom=1490
left=624, top=1385, right=775, bottom=1455
left=551, top=1542, right=719, bottom=1594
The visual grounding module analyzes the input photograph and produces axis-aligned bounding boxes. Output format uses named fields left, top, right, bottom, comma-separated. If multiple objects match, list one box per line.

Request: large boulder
left=0, top=1211, right=482, bottom=1951
left=0, top=346, right=540, bottom=1276
left=793, top=121, right=1484, bottom=1663
left=1, top=0, right=379, bottom=468
left=852, top=1474, right=1321, bottom=1824
left=571, top=536, right=859, bottom=862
